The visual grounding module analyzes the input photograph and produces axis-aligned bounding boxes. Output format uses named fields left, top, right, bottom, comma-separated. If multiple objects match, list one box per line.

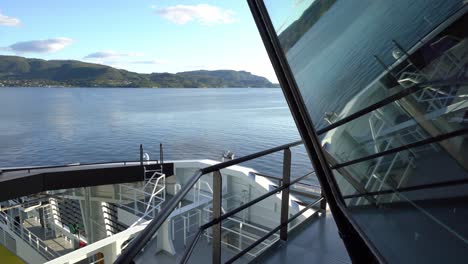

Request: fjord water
left=278, top=0, right=463, bottom=129
left=0, top=87, right=314, bottom=183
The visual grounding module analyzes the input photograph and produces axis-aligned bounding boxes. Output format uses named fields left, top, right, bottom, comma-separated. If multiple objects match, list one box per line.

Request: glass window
left=264, top=0, right=465, bottom=129
left=262, top=0, right=468, bottom=262
left=334, top=136, right=468, bottom=263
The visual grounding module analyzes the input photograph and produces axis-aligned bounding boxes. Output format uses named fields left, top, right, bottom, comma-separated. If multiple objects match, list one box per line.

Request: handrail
left=130, top=173, right=166, bottom=227
left=179, top=172, right=316, bottom=263
left=116, top=170, right=204, bottom=264
left=331, top=128, right=468, bottom=169
left=254, top=172, right=321, bottom=189
left=315, top=79, right=468, bottom=135
left=45, top=220, right=149, bottom=264
left=225, top=197, right=324, bottom=264
left=201, top=171, right=313, bottom=229
left=180, top=195, right=323, bottom=264
left=115, top=140, right=303, bottom=264
left=0, top=211, right=61, bottom=260
left=142, top=171, right=165, bottom=189
left=180, top=229, right=203, bottom=263
left=196, top=180, right=227, bottom=213
left=200, top=140, right=302, bottom=174
left=343, top=177, right=468, bottom=200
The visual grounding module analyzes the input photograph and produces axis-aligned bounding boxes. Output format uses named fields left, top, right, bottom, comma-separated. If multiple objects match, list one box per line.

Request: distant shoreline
left=0, top=55, right=279, bottom=88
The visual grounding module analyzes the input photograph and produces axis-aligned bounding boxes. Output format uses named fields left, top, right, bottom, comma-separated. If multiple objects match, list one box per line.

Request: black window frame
left=247, top=0, right=386, bottom=262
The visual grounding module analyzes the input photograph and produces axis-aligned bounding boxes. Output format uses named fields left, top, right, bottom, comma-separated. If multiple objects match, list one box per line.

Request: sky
left=265, top=0, right=315, bottom=33
left=0, top=0, right=280, bottom=82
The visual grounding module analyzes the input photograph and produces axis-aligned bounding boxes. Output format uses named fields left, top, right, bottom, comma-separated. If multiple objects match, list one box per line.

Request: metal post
left=19, top=209, right=23, bottom=238
left=160, top=143, right=164, bottom=165
left=134, top=191, right=137, bottom=214
left=85, top=187, right=93, bottom=243
left=239, top=222, right=243, bottom=250
left=280, top=148, right=291, bottom=241
left=212, top=170, right=222, bottom=264
left=183, top=216, right=187, bottom=246
left=320, top=187, right=327, bottom=212
left=140, top=144, right=144, bottom=167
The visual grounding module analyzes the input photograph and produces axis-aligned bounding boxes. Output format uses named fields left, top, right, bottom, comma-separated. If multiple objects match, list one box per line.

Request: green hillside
left=278, top=0, right=336, bottom=52
left=0, top=55, right=278, bottom=88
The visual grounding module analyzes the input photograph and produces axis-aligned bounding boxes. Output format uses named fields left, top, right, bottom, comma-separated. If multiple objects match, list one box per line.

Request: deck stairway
left=102, top=203, right=128, bottom=235
left=53, top=199, right=84, bottom=236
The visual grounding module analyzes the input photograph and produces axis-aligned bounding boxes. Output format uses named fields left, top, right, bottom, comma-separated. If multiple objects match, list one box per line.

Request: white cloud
left=84, top=50, right=144, bottom=60
left=82, top=52, right=168, bottom=73
left=153, top=4, right=235, bottom=25
left=4, top=38, right=73, bottom=53
left=0, top=12, right=21, bottom=26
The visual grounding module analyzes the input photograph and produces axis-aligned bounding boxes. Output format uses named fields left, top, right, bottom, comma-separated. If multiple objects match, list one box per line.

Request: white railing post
left=152, top=198, right=156, bottom=218
left=134, top=190, right=137, bottom=214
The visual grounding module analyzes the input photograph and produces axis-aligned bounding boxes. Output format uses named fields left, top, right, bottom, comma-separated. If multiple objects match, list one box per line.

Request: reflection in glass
left=263, top=0, right=468, bottom=263
left=265, top=0, right=465, bottom=129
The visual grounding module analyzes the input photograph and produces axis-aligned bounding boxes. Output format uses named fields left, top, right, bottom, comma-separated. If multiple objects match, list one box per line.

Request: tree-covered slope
left=0, top=55, right=278, bottom=88
left=278, top=0, right=336, bottom=52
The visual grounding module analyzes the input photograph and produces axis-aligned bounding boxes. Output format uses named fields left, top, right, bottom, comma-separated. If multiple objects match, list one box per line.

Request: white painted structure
left=0, top=159, right=320, bottom=264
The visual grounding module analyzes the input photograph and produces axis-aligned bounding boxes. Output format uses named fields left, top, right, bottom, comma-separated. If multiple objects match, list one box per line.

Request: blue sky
left=0, top=0, right=279, bottom=82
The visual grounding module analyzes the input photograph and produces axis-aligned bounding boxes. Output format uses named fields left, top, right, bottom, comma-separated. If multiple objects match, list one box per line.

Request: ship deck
left=255, top=212, right=351, bottom=264
left=133, top=211, right=350, bottom=264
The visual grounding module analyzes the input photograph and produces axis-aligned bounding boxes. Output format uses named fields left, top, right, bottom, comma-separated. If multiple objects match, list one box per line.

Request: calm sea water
left=0, top=87, right=315, bottom=183
left=284, top=0, right=463, bottom=129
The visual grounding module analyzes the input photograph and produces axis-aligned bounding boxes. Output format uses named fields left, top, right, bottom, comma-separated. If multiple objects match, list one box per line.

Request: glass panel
left=332, top=135, right=468, bottom=263
left=162, top=172, right=214, bottom=259
left=185, top=227, right=213, bottom=264
left=244, top=145, right=315, bottom=185
left=264, top=0, right=466, bottom=130
left=220, top=197, right=280, bottom=263
left=288, top=181, right=322, bottom=231
left=322, top=83, right=468, bottom=164
left=334, top=135, right=468, bottom=202
left=261, top=2, right=468, bottom=262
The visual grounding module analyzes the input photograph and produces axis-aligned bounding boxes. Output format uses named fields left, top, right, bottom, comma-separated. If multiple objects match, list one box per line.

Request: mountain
left=278, top=0, right=336, bottom=52
left=0, top=55, right=278, bottom=88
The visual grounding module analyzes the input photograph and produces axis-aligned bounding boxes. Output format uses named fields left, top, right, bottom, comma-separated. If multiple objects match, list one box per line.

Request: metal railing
left=0, top=211, right=61, bottom=260
left=180, top=172, right=323, bottom=264
left=115, top=140, right=326, bottom=263
left=131, top=171, right=166, bottom=226
left=254, top=172, right=322, bottom=197
left=117, top=171, right=166, bottom=220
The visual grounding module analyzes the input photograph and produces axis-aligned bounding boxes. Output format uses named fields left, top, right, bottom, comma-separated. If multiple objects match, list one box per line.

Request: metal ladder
left=42, top=204, right=55, bottom=239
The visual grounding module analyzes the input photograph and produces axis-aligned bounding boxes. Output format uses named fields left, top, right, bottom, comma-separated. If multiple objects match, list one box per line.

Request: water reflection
left=263, top=0, right=468, bottom=262
left=265, top=0, right=468, bottom=183
left=266, top=0, right=464, bottom=128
